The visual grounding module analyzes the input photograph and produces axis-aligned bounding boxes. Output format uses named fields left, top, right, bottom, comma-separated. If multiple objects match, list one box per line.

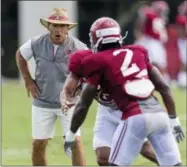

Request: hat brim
left=40, top=18, right=77, bottom=30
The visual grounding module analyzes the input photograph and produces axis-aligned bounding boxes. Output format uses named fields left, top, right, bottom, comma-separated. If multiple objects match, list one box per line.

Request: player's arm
left=61, top=50, right=87, bottom=111
left=149, top=66, right=176, bottom=117
left=64, top=82, right=97, bottom=156
left=69, top=69, right=101, bottom=133
left=143, top=48, right=176, bottom=117
left=70, top=82, right=97, bottom=133
left=64, top=56, right=101, bottom=155
left=60, top=72, right=80, bottom=111
left=145, top=48, right=184, bottom=143
left=149, top=66, right=185, bottom=143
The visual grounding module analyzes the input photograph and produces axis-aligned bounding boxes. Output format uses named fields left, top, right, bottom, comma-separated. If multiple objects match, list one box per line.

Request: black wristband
left=169, top=115, right=177, bottom=119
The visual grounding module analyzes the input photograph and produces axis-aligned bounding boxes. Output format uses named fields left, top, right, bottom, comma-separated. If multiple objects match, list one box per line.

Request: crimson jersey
left=69, top=45, right=158, bottom=119
left=69, top=49, right=118, bottom=110
left=69, top=49, right=92, bottom=77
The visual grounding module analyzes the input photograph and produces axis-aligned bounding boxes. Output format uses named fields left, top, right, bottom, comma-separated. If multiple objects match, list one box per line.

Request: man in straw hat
left=16, top=8, right=87, bottom=166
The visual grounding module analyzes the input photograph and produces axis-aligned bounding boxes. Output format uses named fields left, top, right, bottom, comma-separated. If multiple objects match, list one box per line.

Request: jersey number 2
left=113, top=48, right=154, bottom=98
left=113, top=49, right=140, bottom=77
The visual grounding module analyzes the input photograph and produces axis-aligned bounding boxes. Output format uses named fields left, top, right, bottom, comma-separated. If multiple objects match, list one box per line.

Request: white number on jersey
left=113, top=49, right=140, bottom=77
left=113, top=48, right=155, bottom=98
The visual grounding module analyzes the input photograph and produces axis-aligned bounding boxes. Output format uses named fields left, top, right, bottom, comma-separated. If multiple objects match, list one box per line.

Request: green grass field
left=2, top=82, right=187, bottom=166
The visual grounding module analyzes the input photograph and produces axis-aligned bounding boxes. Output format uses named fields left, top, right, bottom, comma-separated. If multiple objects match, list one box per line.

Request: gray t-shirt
left=20, top=33, right=88, bottom=108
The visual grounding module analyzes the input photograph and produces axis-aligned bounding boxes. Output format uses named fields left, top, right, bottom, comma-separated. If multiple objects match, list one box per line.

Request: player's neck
left=99, top=43, right=121, bottom=52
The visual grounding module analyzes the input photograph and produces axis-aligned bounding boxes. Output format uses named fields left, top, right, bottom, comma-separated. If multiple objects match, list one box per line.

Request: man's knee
left=95, top=147, right=110, bottom=166
left=32, top=139, right=48, bottom=150
left=141, top=140, right=152, bottom=155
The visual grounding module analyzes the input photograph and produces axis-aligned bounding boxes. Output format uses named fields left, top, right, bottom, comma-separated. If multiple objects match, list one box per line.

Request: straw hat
left=40, top=8, right=77, bottom=30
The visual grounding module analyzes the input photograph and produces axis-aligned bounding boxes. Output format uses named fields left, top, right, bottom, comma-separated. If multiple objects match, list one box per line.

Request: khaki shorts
left=32, top=105, right=81, bottom=139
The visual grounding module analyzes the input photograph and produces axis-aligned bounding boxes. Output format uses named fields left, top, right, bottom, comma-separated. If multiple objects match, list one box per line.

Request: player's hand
left=61, top=101, right=75, bottom=114
left=61, top=96, right=79, bottom=113
left=61, top=102, right=69, bottom=114
left=25, top=78, right=40, bottom=98
left=169, top=117, right=185, bottom=143
left=64, top=131, right=76, bottom=157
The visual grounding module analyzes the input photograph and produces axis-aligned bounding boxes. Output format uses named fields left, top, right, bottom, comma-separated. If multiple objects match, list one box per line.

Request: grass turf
left=2, top=82, right=186, bottom=165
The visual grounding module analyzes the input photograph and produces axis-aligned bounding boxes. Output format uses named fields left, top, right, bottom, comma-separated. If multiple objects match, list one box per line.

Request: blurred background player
left=16, top=8, right=86, bottom=166
left=165, top=1, right=187, bottom=88
left=134, top=1, right=170, bottom=83
left=175, top=15, right=187, bottom=89
left=151, top=0, right=170, bottom=24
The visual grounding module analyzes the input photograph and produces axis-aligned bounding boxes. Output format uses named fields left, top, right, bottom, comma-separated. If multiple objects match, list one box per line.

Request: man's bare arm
left=149, top=66, right=176, bottom=117
left=60, top=72, right=80, bottom=106
left=70, top=83, right=97, bottom=133
left=16, top=50, right=32, bottom=82
left=16, top=50, right=40, bottom=97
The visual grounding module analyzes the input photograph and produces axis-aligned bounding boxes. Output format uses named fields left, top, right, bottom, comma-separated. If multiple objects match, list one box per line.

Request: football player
left=64, top=17, right=184, bottom=166
left=175, top=15, right=187, bottom=88
left=165, top=2, right=187, bottom=88
left=151, top=0, right=170, bottom=24
left=134, top=3, right=169, bottom=83
left=135, top=6, right=168, bottom=72
left=60, top=52, right=158, bottom=165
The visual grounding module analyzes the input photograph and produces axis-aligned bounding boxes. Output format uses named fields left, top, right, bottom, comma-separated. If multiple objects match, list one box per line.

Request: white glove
left=169, top=117, right=185, bottom=143
left=64, top=131, right=76, bottom=157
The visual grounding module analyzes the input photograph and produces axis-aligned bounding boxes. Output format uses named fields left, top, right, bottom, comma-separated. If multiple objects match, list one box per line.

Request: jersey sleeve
left=82, top=56, right=102, bottom=87
left=68, top=51, right=83, bottom=77
left=19, top=39, right=33, bottom=61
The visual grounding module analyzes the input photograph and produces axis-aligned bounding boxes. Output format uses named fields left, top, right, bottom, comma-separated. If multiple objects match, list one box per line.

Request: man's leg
left=95, top=147, right=110, bottom=166
left=59, top=106, right=86, bottom=166
left=140, top=140, right=159, bottom=165
left=93, top=104, right=120, bottom=166
left=148, top=126, right=182, bottom=166
left=93, top=105, right=158, bottom=166
left=32, top=139, right=48, bottom=165
left=32, top=105, right=57, bottom=166
left=95, top=138, right=159, bottom=166
left=93, top=105, right=159, bottom=166
left=109, top=114, right=146, bottom=166
left=71, top=136, right=86, bottom=166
